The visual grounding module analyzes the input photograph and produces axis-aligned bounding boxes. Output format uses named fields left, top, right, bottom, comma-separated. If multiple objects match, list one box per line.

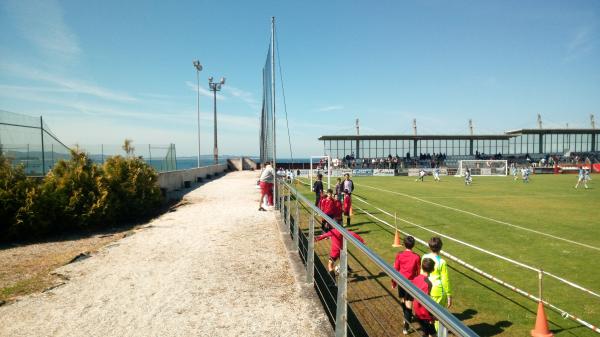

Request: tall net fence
left=1, top=110, right=177, bottom=175
left=260, top=43, right=275, bottom=165
left=75, top=143, right=177, bottom=172
left=0, top=110, right=71, bottom=175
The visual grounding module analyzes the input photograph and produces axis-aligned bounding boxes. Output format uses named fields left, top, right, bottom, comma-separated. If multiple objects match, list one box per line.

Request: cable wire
left=275, top=34, right=294, bottom=166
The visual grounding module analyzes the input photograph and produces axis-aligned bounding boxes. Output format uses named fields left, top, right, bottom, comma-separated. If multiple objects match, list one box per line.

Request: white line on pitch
left=356, top=183, right=600, bottom=252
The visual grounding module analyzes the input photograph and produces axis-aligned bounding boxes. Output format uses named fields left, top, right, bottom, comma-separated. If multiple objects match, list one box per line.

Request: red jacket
left=320, top=197, right=341, bottom=217
left=343, top=195, right=352, bottom=214
left=333, top=199, right=343, bottom=219
left=412, top=274, right=434, bottom=321
left=391, top=249, right=421, bottom=288
left=316, top=229, right=365, bottom=258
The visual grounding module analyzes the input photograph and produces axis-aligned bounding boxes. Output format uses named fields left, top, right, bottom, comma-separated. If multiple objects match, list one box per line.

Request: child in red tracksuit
left=319, top=189, right=338, bottom=232
left=334, top=197, right=343, bottom=225
left=412, top=257, right=436, bottom=337
left=343, top=189, right=352, bottom=226
left=391, top=236, right=421, bottom=335
left=315, top=228, right=365, bottom=284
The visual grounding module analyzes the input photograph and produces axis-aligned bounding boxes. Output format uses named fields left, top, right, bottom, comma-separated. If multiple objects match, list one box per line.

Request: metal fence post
left=294, top=191, right=300, bottom=250
left=438, top=324, right=448, bottom=337
left=335, top=236, right=348, bottom=337
left=307, top=210, right=315, bottom=283
left=286, top=186, right=291, bottom=230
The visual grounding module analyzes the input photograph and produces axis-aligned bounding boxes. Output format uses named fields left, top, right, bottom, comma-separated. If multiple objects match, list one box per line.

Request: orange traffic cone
left=392, top=230, right=402, bottom=247
left=531, top=301, right=553, bottom=337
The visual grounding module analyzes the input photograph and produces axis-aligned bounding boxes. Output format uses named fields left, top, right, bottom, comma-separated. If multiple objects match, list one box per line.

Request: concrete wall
left=157, top=164, right=227, bottom=193
left=227, top=157, right=258, bottom=171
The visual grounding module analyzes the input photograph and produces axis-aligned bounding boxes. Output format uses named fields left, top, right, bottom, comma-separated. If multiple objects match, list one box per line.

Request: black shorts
left=397, top=287, right=414, bottom=301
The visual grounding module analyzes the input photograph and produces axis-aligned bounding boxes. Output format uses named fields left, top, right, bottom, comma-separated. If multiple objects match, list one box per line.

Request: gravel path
left=0, top=171, right=332, bottom=337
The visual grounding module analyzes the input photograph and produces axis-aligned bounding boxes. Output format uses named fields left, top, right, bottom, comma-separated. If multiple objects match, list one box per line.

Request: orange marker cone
left=392, top=230, right=402, bottom=247
left=531, top=301, right=553, bottom=337
left=349, top=206, right=353, bottom=216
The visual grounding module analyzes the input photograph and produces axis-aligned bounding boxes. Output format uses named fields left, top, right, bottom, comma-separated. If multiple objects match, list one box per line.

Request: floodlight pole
left=193, top=60, right=203, bottom=168
left=209, top=76, right=225, bottom=165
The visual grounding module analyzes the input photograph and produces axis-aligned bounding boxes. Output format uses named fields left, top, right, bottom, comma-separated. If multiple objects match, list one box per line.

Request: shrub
left=0, top=142, right=163, bottom=242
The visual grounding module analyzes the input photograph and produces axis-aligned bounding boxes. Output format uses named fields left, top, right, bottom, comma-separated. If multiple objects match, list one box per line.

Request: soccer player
left=315, top=228, right=365, bottom=285
left=415, top=169, right=426, bottom=182
left=422, top=237, right=452, bottom=332
left=575, top=167, right=589, bottom=189
left=464, top=168, right=472, bottom=185
left=412, top=258, right=437, bottom=337
left=511, top=163, right=518, bottom=181
left=391, top=236, right=421, bottom=335
left=522, top=167, right=530, bottom=183
left=313, top=173, right=324, bottom=206
left=433, top=166, right=441, bottom=182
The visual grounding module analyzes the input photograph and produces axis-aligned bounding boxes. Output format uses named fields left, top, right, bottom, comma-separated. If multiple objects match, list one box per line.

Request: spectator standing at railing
left=319, top=189, right=338, bottom=232
left=258, top=161, right=274, bottom=211
left=422, top=237, right=452, bottom=332
left=342, top=189, right=352, bottom=226
left=315, top=228, right=365, bottom=285
left=335, top=178, right=343, bottom=201
left=412, top=258, right=437, bottom=337
left=391, top=236, right=421, bottom=335
left=313, top=173, right=324, bottom=207
left=343, top=173, right=354, bottom=195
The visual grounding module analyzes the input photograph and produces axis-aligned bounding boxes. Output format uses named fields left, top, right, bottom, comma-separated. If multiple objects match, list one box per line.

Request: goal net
left=456, top=160, right=508, bottom=176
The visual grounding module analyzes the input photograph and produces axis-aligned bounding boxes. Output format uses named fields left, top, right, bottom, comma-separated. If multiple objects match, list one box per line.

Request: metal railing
left=276, top=178, right=479, bottom=337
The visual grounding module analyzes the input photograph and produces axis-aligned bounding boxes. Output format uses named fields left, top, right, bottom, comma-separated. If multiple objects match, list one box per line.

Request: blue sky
left=1, top=0, right=599, bottom=157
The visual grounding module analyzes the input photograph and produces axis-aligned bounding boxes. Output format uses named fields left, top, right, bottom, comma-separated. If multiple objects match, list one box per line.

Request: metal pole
left=293, top=189, right=299, bottom=251
left=213, top=86, right=218, bottom=165
left=197, top=67, right=201, bottom=168
left=539, top=268, right=543, bottom=300
left=307, top=210, right=315, bottom=283
left=40, top=116, right=45, bottom=175
left=271, top=16, right=277, bottom=210
left=286, top=186, right=291, bottom=231
left=335, top=237, right=348, bottom=337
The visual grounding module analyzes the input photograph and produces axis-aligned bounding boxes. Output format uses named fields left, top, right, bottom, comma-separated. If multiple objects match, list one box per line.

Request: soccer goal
left=456, top=160, right=508, bottom=176
left=309, top=155, right=331, bottom=190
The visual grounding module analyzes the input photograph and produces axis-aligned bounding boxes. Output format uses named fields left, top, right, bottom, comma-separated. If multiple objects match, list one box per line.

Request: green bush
left=0, top=144, right=164, bottom=242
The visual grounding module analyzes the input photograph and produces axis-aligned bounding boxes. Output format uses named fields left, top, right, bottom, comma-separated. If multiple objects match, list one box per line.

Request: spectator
left=412, top=258, right=437, bottom=337
left=422, top=237, right=453, bottom=331
left=342, top=189, right=352, bottom=226
left=319, top=189, right=338, bottom=232
left=313, top=173, right=324, bottom=207
left=258, top=161, right=274, bottom=211
left=343, top=173, right=354, bottom=194
left=335, top=177, right=343, bottom=201
left=392, top=236, right=421, bottom=335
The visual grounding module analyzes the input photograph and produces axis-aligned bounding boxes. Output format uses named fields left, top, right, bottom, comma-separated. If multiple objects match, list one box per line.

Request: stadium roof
left=505, top=128, right=600, bottom=135
left=319, top=134, right=514, bottom=141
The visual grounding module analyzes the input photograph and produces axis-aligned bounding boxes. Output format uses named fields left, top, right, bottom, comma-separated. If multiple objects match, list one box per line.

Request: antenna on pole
left=591, top=114, right=596, bottom=129
left=355, top=118, right=360, bottom=136
left=537, top=114, right=543, bottom=129
left=413, top=119, right=417, bottom=136
left=469, top=119, right=474, bottom=135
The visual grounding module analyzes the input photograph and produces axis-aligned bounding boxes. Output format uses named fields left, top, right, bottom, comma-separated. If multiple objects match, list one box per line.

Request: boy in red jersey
left=412, top=257, right=436, bottom=337
left=319, top=189, right=338, bottom=232
left=342, top=189, right=352, bottom=226
left=315, top=228, right=365, bottom=284
left=391, top=236, right=421, bottom=335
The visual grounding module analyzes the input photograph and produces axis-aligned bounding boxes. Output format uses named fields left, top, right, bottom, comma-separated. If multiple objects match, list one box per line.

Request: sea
left=169, top=157, right=309, bottom=171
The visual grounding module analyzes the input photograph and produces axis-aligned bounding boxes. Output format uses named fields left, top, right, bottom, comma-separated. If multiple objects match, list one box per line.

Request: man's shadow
left=469, top=320, right=512, bottom=336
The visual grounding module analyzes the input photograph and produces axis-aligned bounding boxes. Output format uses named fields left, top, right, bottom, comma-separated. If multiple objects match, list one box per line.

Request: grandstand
left=319, top=127, right=600, bottom=171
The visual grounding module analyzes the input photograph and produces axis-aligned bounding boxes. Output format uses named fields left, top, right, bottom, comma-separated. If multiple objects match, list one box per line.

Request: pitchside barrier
left=275, top=178, right=478, bottom=337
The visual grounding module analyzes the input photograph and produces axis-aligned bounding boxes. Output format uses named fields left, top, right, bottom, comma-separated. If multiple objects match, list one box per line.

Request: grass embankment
left=295, top=174, right=599, bottom=337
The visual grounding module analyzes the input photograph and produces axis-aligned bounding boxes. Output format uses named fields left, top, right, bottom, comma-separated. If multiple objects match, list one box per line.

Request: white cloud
left=185, top=81, right=225, bottom=100
left=565, top=25, right=596, bottom=61
left=0, top=61, right=138, bottom=102
left=3, top=0, right=80, bottom=59
left=223, top=86, right=260, bottom=110
left=316, top=105, right=344, bottom=112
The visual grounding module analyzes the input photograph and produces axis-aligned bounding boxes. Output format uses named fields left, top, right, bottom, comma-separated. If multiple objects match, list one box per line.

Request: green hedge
left=0, top=149, right=163, bottom=242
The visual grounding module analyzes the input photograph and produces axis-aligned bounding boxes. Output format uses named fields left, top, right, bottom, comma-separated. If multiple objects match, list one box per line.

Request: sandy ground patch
left=0, top=171, right=332, bottom=337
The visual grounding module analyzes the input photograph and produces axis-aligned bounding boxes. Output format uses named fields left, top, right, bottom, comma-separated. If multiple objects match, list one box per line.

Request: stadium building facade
left=319, top=128, right=599, bottom=159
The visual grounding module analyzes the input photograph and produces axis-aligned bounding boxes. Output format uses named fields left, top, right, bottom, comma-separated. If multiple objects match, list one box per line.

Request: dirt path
left=0, top=171, right=331, bottom=337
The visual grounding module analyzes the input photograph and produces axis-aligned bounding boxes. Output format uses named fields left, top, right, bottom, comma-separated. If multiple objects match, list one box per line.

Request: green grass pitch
left=295, top=174, right=599, bottom=336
